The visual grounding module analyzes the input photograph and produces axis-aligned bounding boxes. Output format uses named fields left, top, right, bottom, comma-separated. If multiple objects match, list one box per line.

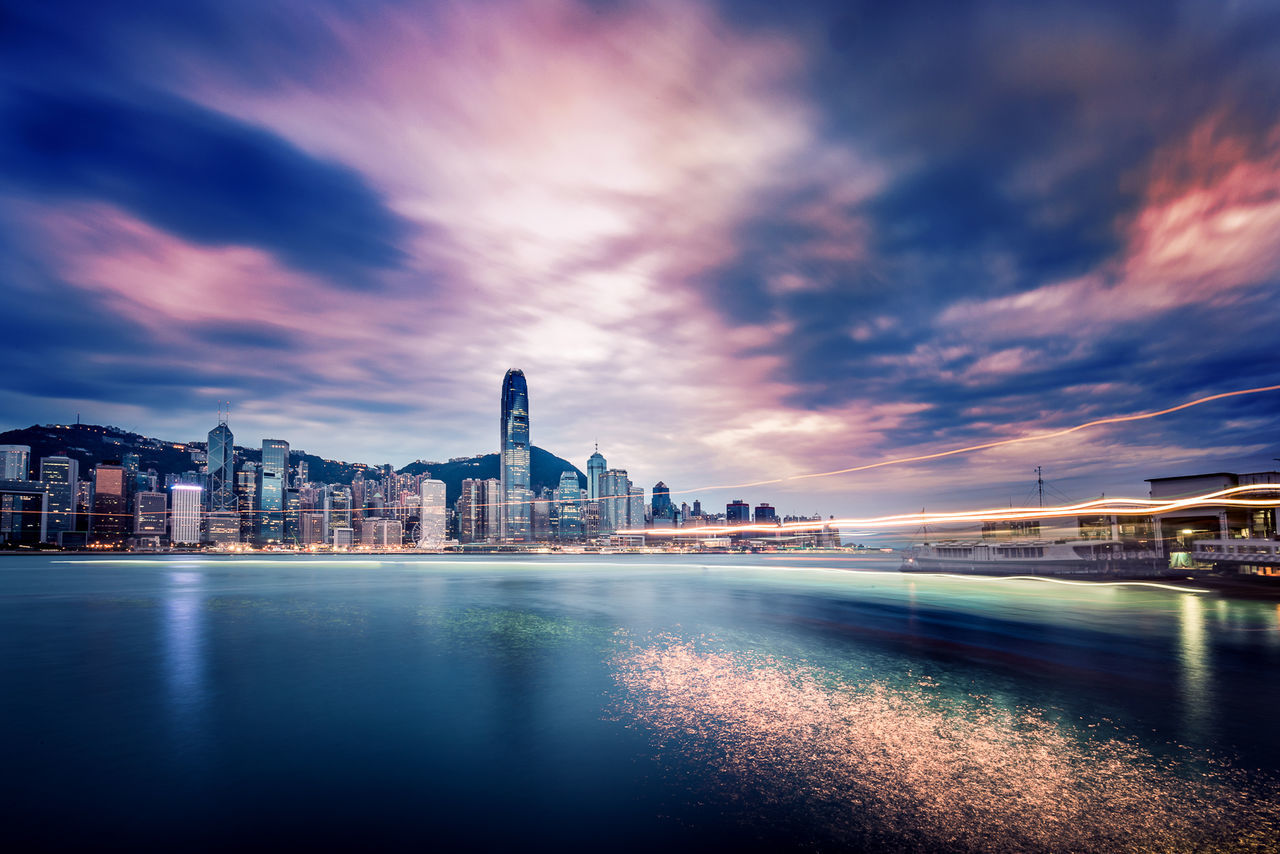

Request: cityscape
left=0, top=368, right=842, bottom=552
left=4, top=0, right=1280, bottom=851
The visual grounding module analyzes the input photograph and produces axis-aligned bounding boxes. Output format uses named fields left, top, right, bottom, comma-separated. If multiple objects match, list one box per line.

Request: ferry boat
left=901, top=538, right=1164, bottom=577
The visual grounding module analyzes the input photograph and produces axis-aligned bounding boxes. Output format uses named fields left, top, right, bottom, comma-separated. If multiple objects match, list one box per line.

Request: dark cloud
left=0, top=86, right=409, bottom=287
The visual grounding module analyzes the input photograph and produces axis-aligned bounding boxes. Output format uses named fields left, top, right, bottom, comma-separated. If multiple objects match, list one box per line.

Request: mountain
left=0, top=423, right=585, bottom=505
left=398, top=447, right=586, bottom=506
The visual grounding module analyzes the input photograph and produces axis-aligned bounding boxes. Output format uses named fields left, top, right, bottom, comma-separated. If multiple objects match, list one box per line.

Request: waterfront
left=3, top=554, right=1280, bottom=851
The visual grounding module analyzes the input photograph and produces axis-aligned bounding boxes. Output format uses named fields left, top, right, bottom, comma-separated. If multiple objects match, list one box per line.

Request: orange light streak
left=620, top=483, right=1280, bottom=537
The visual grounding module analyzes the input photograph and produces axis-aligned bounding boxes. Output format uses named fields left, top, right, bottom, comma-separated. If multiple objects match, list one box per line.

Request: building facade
left=259, top=439, right=289, bottom=546
left=39, top=455, right=79, bottom=543
left=170, top=484, right=202, bottom=545
left=499, top=369, right=531, bottom=543
left=418, top=479, right=447, bottom=548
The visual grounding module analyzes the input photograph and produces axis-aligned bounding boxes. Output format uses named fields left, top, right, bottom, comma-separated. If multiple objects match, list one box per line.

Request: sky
left=2, top=0, right=1279, bottom=519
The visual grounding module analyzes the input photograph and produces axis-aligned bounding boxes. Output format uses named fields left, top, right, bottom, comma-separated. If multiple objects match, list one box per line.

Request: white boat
left=901, top=538, right=1164, bottom=577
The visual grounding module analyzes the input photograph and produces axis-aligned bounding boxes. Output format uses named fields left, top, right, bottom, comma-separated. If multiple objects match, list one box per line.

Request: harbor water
left=3, top=554, right=1279, bottom=851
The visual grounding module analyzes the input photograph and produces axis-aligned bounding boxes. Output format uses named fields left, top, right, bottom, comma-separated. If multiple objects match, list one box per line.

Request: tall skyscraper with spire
left=587, top=445, right=606, bottom=500
left=206, top=405, right=239, bottom=545
left=499, top=369, right=531, bottom=543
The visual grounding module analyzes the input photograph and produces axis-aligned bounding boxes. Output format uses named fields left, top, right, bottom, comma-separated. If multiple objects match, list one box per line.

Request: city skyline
left=2, top=0, right=1279, bottom=518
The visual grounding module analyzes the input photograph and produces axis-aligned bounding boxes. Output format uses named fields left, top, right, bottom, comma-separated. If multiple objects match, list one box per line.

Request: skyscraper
left=418, top=479, right=446, bottom=548
left=206, top=417, right=237, bottom=544
left=39, top=455, right=79, bottom=542
left=587, top=445, right=606, bottom=501
left=599, top=468, right=629, bottom=533
left=259, top=439, right=289, bottom=545
left=652, top=482, right=672, bottom=519
left=499, top=369, right=531, bottom=543
left=170, top=484, right=202, bottom=545
left=628, top=485, right=645, bottom=530
left=727, top=499, right=750, bottom=524
left=556, top=471, right=582, bottom=541
left=134, top=491, right=167, bottom=537
left=91, top=464, right=127, bottom=543
left=0, top=445, right=31, bottom=480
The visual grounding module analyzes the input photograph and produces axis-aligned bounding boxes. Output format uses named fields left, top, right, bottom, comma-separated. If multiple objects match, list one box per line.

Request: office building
left=91, top=464, right=127, bottom=543
left=754, top=503, right=777, bottom=524
left=0, top=445, right=31, bottom=480
left=652, top=482, right=672, bottom=519
left=134, top=491, right=167, bottom=537
left=599, top=469, right=630, bottom=533
left=170, top=484, right=202, bottom=545
left=324, top=484, right=353, bottom=546
left=418, top=479, right=446, bottom=548
left=727, top=500, right=751, bottom=524
left=39, top=456, right=79, bottom=542
left=587, top=446, right=606, bottom=501
left=259, top=439, right=289, bottom=545
left=499, top=369, right=531, bottom=542
left=556, top=471, right=582, bottom=541
left=0, top=479, right=47, bottom=545
left=628, top=486, right=645, bottom=530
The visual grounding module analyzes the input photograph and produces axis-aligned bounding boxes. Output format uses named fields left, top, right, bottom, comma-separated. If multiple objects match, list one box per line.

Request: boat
left=900, top=538, right=1165, bottom=577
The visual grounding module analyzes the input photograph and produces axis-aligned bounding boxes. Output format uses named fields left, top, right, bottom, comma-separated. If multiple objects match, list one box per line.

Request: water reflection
left=164, top=571, right=208, bottom=753
left=1177, top=594, right=1210, bottom=741
left=614, top=637, right=1279, bottom=853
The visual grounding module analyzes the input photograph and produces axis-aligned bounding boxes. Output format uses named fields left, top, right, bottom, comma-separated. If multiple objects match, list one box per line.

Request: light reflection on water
left=612, top=636, right=1279, bottom=853
left=163, top=570, right=208, bottom=755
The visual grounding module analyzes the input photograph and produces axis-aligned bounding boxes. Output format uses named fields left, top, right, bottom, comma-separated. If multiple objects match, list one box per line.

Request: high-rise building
left=629, top=486, right=645, bottom=530
left=418, top=479, right=446, bottom=548
left=599, top=469, right=630, bottom=533
left=457, top=478, right=484, bottom=544
left=727, top=500, right=751, bottom=524
left=207, top=420, right=235, bottom=513
left=235, top=464, right=258, bottom=543
left=556, top=471, right=582, bottom=541
left=283, top=489, right=300, bottom=546
left=0, top=445, right=31, bottom=480
left=39, top=456, right=79, bottom=542
left=295, top=459, right=309, bottom=489
left=324, top=484, right=353, bottom=546
left=499, top=369, right=531, bottom=543
left=587, top=446, right=606, bottom=501
left=170, top=484, right=202, bottom=545
left=91, top=464, right=127, bottom=543
left=134, top=491, right=167, bottom=537
left=754, top=503, right=777, bottom=524
left=0, top=479, right=47, bottom=546
left=652, top=482, right=672, bottom=520
left=259, top=439, right=289, bottom=545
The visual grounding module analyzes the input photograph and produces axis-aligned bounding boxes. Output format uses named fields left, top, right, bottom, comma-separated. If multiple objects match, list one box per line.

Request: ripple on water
left=612, top=637, right=1280, bottom=853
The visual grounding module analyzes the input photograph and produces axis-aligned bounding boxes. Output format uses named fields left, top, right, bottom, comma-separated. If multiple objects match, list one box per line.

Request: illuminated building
left=207, top=419, right=235, bottom=515
left=418, top=479, right=446, bottom=548
left=531, top=486, right=556, bottom=540
left=457, top=478, right=487, bottom=543
left=235, top=463, right=258, bottom=543
left=134, top=491, right=166, bottom=537
left=499, top=369, right=531, bottom=542
left=363, top=518, right=403, bottom=547
left=39, top=456, right=79, bottom=543
left=629, top=485, right=645, bottom=529
left=283, top=489, right=300, bottom=546
left=0, top=445, right=31, bottom=480
left=170, top=484, right=202, bottom=545
left=556, top=472, right=582, bottom=541
left=1148, top=470, right=1280, bottom=567
left=753, top=503, right=777, bottom=524
left=726, top=500, right=750, bottom=524
left=599, top=469, right=630, bottom=533
left=652, top=482, right=672, bottom=520
left=0, top=479, right=47, bottom=546
left=259, top=439, right=289, bottom=545
left=324, top=484, right=353, bottom=546
left=587, top=446, right=606, bottom=501
left=89, top=464, right=127, bottom=543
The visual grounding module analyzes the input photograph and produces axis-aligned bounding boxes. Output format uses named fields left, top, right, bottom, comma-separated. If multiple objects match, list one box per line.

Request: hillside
left=398, top=446, right=586, bottom=506
left=0, top=423, right=585, bottom=506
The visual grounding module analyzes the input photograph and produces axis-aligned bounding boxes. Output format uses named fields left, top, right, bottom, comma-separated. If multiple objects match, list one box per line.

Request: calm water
left=3, top=554, right=1280, bottom=852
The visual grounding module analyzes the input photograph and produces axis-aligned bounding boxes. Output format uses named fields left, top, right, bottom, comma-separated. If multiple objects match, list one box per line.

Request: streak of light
left=928, top=574, right=1207, bottom=594
left=678, top=382, right=1280, bottom=496
left=620, top=483, right=1280, bottom=536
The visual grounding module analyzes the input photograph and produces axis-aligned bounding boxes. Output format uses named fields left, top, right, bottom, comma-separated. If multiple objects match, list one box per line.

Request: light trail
left=620, top=483, right=1280, bottom=537
left=928, top=574, right=1207, bottom=594
left=676, top=382, right=1280, bottom=496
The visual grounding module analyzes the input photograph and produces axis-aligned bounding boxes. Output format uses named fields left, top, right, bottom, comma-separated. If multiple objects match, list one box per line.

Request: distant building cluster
left=0, top=370, right=838, bottom=552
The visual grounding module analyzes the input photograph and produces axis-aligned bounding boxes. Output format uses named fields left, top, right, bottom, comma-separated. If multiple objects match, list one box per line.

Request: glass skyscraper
left=556, top=471, right=582, bottom=541
left=499, top=369, right=531, bottom=543
left=587, top=446, right=606, bottom=500
left=259, top=439, right=289, bottom=545
left=207, top=421, right=235, bottom=512
left=39, top=455, right=78, bottom=542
